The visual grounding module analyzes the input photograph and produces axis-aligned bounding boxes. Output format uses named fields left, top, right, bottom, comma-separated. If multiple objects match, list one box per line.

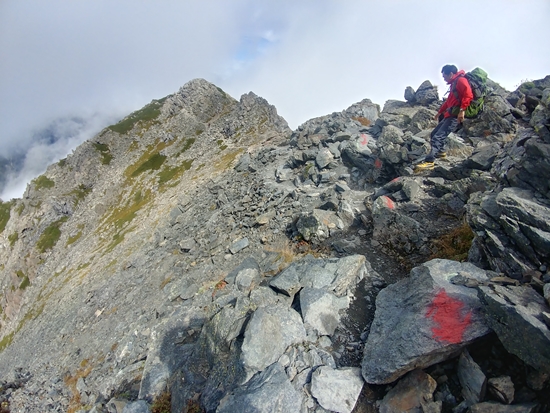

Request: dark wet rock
left=362, top=259, right=491, bottom=384
left=467, top=187, right=550, bottom=277
left=464, top=143, right=501, bottom=171
left=457, top=349, right=487, bottom=406
left=414, top=80, right=439, bottom=106
left=477, top=284, right=550, bottom=374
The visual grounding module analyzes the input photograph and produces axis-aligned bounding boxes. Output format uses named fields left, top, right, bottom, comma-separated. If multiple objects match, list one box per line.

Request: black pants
left=427, top=117, right=458, bottom=161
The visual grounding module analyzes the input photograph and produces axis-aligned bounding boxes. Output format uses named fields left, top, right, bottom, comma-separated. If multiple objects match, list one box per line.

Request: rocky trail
left=0, top=75, right=549, bottom=413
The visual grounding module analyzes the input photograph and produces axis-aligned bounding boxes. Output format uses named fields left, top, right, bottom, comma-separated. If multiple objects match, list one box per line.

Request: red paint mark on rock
left=374, top=158, right=382, bottom=169
left=426, top=289, right=472, bottom=344
left=360, top=133, right=369, bottom=146
left=390, top=177, right=400, bottom=183
left=381, top=196, right=395, bottom=210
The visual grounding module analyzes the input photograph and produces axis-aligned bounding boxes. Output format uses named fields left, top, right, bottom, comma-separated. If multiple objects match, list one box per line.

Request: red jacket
left=438, top=70, right=474, bottom=118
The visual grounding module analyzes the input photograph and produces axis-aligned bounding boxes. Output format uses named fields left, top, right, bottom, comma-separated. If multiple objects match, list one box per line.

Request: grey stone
left=415, top=80, right=439, bottom=105
left=300, top=288, right=346, bottom=336
left=241, top=304, right=306, bottom=377
left=404, top=86, right=416, bottom=103
left=310, top=366, right=363, bottom=413
left=216, top=363, right=303, bottom=413
left=229, top=237, right=250, bottom=254
left=402, top=179, right=421, bottom=201
left=478, top=284, right=550, bottom=374
left=316, top=148, right=334, bottom=169
left=457, top=350, right=486, bottom=405
left=121, top=401, right=150, bottom=413
left=464, top=143, right=501, bottom=171
left=362, top=259, right=491, bottom=384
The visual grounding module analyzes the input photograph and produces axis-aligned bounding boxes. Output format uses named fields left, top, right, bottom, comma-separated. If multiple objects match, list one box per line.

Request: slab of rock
left=378, top=369, right=438, bottom=413
left=269, top=254, right=366, bottom=299
left=310, top=366, right=364, bottom=413
left=216, top=362, right=303, bottom=413
left=458, top=349, right=487, bottom=405
left=300, top=287, right=348, bottom=336
left=241, top=304, right=306, bottom=377
left=229, top=237, right=250, bottom=254
left=362, top=259, right=491, bottom=384
left=477, top=284, right=550, bottom=374
left=467, top=401, right=538, bottom=413
left=316, top=147, right=334, bottom=169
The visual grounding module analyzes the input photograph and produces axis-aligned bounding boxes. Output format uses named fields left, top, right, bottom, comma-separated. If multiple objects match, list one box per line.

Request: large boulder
left=478, top=284, right=550, bottom=374
left=467, top=187, right=550, bottom=277
left=362, top=259, right=491, bottom=384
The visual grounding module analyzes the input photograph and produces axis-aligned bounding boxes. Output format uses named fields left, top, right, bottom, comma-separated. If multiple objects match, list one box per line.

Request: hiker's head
left=441, top=64, right=458, bottom=83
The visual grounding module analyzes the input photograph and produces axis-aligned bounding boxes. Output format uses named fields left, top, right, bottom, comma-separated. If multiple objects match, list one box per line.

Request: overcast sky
left=1, top=0, right=549, bottom=200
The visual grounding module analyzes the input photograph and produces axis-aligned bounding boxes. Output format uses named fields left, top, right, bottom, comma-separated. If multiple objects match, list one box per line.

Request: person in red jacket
left=415, top=64, right=473, bottom=172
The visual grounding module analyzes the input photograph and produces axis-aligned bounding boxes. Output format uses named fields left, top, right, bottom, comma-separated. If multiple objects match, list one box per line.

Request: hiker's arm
left=457, top=109, right=465, bottom=123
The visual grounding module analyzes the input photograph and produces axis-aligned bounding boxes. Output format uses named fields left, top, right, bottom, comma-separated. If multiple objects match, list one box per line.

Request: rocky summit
left=0, top=74, right=550, bottom=413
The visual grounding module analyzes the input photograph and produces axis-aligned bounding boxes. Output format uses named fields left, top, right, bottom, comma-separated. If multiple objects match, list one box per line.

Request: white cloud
left=1, top=0, right=549, bottom=198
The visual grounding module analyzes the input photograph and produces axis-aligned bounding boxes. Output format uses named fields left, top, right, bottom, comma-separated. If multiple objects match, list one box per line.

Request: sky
left=1, top=0, right=549, bottom=200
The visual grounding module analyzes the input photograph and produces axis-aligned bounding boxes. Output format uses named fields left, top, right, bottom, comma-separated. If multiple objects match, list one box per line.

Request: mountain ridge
left=1, top=75, right=549, bottom=412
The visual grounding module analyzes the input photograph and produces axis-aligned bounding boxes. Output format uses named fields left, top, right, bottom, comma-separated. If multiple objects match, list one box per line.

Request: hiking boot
left=414, top=161, right=434, bottom=172
left=436, top=152, right=447, bottom=158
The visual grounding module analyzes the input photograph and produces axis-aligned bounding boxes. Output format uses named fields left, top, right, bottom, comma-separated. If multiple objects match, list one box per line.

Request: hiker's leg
left=429, top=118, right=458, bottom=158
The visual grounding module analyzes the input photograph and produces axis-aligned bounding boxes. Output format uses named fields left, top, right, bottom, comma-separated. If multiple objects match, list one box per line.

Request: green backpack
left=452, top=67, right=489, bottom=118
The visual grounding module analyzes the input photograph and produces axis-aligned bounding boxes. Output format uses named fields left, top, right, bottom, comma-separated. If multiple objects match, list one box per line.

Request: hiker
left=415, top=64, right=473, bottom=172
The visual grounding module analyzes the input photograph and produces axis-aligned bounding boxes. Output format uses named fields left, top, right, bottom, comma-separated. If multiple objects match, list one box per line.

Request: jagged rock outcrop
left=1, top=73, right=550, bottom=413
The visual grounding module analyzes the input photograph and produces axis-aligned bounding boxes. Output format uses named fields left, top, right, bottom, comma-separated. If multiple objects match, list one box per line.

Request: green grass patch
left=58, top=158, right=67, bottom=167
left=8, top=232, right=18, bottom=247
left=108, top=97, right=168, bottom=134
left=19, top=275, right=30, bottom=290
left=37, top=216, right=69, bottom=253
left=124, top=139, right=172, bottom=179
left=69, top=184, right=92, bottom=207
left=131, top=153, right=167, bottom=177
left=216, top=140, right=228, bottom=151
left=34, top=175, right=55, bottom=190
left=16, top=202, right=25, bottom=216
left=214, top=149, right=244, bottom=172
left=105, top=190, right=151, bottom=230
left=0, top=200, right=14, bottom=234
left=67, top=231, right=83, bottom=246
left=158, top=159, right=193, bottom=185
left=93, top=143, right=113, bottom=165
left=176, top=138, right=196, bottom=158
left=0, top=332, right=14, bottom=352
